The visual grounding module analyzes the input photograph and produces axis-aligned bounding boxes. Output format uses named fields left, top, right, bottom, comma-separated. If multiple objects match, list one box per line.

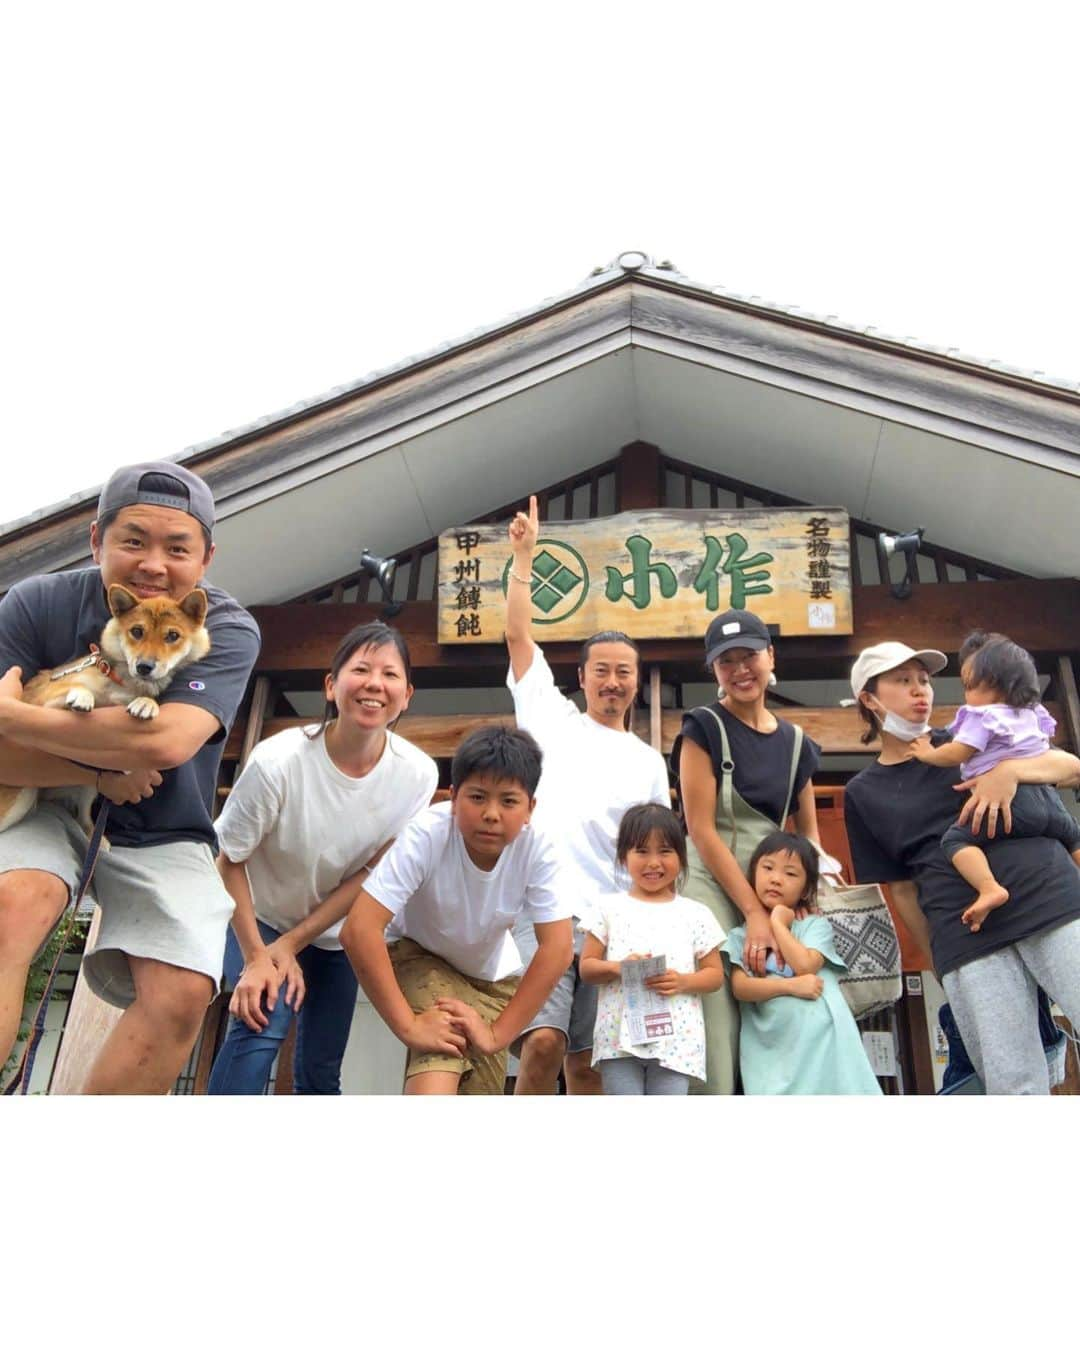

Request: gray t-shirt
left=0, top=568, right=261, bottom=850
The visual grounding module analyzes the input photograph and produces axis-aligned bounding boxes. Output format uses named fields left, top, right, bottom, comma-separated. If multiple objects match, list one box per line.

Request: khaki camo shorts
left=389, top=937, right=518, bottom=1095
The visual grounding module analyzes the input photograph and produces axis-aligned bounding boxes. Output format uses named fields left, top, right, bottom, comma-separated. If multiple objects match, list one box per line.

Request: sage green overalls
left=681, top=705, right=804, bottom=1095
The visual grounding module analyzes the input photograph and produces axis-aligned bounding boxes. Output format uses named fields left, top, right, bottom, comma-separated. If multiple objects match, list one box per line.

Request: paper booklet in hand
left=620, top=955, right=675, bottom=1046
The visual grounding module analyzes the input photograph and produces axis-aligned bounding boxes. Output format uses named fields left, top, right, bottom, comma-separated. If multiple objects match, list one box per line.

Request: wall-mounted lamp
left=360, top=549, right=403, bottom=619
left=876, top=529, right=924, bottom=601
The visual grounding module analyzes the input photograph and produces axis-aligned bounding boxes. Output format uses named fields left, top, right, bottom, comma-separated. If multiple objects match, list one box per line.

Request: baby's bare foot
left=962, top=884, right=1010, bottom=934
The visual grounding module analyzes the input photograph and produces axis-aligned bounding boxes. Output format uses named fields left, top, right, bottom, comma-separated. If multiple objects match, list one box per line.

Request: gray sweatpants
left=942, top=917, right=1080, bottom=1094
left=598, top=1057, right=690, bottom=1095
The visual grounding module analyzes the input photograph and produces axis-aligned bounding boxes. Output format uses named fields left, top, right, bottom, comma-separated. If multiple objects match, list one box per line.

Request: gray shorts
left=510, top=915, right=598, bottom=1058
left=0, top=800, right=233, bottom=1009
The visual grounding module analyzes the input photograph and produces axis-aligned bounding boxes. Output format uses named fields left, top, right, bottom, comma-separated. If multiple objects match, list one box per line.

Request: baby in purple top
left=948, top=701, right=1057, bottom=779
left=909, top=631, right=1080, bottom=933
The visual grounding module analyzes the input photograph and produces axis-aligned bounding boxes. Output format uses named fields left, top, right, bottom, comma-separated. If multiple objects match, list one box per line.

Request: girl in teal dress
left=724, top=832, right=881, bottom=1095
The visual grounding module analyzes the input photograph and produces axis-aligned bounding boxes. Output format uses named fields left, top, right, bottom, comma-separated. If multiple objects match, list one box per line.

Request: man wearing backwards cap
left=0, top=461, right=260, bottom=1092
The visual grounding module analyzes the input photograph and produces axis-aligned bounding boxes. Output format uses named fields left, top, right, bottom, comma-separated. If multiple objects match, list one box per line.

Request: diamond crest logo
left=502, top=539, right=590, bottom=625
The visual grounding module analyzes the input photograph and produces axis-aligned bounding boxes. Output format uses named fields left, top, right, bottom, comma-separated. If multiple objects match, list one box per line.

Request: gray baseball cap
left=97, top=460, right=215, bottom=535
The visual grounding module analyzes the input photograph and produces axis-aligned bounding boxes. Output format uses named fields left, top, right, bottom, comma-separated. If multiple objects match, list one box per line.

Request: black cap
left=97, top=460, right=215, bottom=535
left=704, top=609, right=772, bottom=665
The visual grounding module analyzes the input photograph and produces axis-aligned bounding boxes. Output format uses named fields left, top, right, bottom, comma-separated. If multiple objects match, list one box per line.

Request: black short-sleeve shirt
left=672, top=701, right=820, bottom=826
left=0, top=568, right=261, bottom=850
left=844, top=731, right=1080, bottom=977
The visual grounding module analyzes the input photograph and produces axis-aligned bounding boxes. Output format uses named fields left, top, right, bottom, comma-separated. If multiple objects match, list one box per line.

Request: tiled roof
left=4, top=250, right=1077, bottom=539
left=611, top=251, right=1080, bottom=393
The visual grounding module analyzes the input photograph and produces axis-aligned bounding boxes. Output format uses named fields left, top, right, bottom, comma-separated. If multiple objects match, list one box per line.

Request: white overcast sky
left=8, top=0, right=1077, bottom=1275
left=3, top=1, right=1078, bottom=528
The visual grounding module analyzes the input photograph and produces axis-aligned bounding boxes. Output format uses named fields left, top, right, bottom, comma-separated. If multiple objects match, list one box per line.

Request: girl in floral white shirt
left=580, top=804, right=725, bottom=1094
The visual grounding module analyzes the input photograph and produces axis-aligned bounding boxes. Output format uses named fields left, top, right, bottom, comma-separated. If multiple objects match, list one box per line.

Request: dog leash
left=3, top=798, right=110, bottom=1096
left=48, top=644, right=124, bottom=687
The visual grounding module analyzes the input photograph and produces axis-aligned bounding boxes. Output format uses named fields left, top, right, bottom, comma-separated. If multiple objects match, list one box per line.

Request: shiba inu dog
left=0, top=583, right=212, bottom=835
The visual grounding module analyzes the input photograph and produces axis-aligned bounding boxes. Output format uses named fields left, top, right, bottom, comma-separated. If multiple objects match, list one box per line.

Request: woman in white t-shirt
left=505, top=496, right=671, bottom=1095
left=207, top=622, right=437, bottom=1094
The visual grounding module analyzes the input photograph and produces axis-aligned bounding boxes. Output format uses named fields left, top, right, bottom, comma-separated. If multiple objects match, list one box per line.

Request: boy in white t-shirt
left=505, top=496, right=671, bottom=1094
left=340, top=726, right=573, bottom=1095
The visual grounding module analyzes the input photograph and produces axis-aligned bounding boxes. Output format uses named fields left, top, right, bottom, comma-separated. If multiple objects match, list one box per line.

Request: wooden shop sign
left=438, top=507, right=852, bottom=644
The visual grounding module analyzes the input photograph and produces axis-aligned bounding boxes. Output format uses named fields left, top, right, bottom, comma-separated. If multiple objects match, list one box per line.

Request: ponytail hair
left=307, top=621, right=413, bottom=740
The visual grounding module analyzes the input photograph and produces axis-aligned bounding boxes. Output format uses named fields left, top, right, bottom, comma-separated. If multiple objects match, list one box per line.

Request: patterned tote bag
left=813, top=851, right=903, bottom=1020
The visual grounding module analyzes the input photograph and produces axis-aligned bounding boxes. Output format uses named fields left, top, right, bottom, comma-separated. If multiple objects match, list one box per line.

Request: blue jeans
left=207, top=921, right=358, bottom=1095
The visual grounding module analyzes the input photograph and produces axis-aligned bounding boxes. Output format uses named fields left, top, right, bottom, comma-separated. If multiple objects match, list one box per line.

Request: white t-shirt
left=507, top=647, right=671, bottom=918
left=365, top=802, right=571, bottom=982
left=215, top=726, right=438, bottom=950
left=581, top=892, right=725, bottom=1081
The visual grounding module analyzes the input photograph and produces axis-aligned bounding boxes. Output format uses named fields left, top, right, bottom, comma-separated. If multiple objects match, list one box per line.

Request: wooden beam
left=249, top=578, right=1080, bottom=677
left=226, top=712, right=511, bottom=760
left=224, top=701, right=1069, bottom=762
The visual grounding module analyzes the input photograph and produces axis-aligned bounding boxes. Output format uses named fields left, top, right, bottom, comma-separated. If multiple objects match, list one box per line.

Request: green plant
left=0, top=912, right=90, bottom=1090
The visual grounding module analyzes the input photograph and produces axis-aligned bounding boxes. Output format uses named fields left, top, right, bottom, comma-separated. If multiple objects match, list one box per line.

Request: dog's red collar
left=49, top=645, right=125, bottom=687
left=89, top=644, right=125, bottom=686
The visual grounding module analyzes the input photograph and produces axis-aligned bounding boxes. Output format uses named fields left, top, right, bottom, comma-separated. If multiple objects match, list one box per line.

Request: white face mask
left=879, top=709, right=931, bottom=742
left=863, top=694, right=930, bottom=741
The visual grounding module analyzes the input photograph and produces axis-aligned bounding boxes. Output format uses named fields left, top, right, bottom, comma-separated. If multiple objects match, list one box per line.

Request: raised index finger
left=528, top=494, right=538, bottom=527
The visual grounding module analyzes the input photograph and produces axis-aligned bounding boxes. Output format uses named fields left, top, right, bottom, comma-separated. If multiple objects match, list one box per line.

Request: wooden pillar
left=192, top=995, right=228, bottom=1093
left=274, top=1022, right=297, bottom=1094
left=193, top=673, right=275, bottom=1093
left=238, top=676, right=273, bottom=774
left=616, top=441, right=661, bottom=510
left=49, top=908, right=122, bottom=1094
left=649, top=666, right=662, bottom=753
left=1055, top=655, right=1080, bottom=757
left=893, top=976, right=937, bottom=1095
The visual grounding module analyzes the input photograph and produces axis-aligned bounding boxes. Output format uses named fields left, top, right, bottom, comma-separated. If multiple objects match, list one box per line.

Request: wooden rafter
left=290, top=457, right=622, bottom=605
left=659, top=453, right=1024, bottom=582
left=283, top=441, right=1027, bottom=609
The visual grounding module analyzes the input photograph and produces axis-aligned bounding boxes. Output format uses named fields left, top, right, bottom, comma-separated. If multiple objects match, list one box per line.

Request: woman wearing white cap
left=672, top=609, right=822, bottom=1094
left=844, top=641, right=1080, bottom=1094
